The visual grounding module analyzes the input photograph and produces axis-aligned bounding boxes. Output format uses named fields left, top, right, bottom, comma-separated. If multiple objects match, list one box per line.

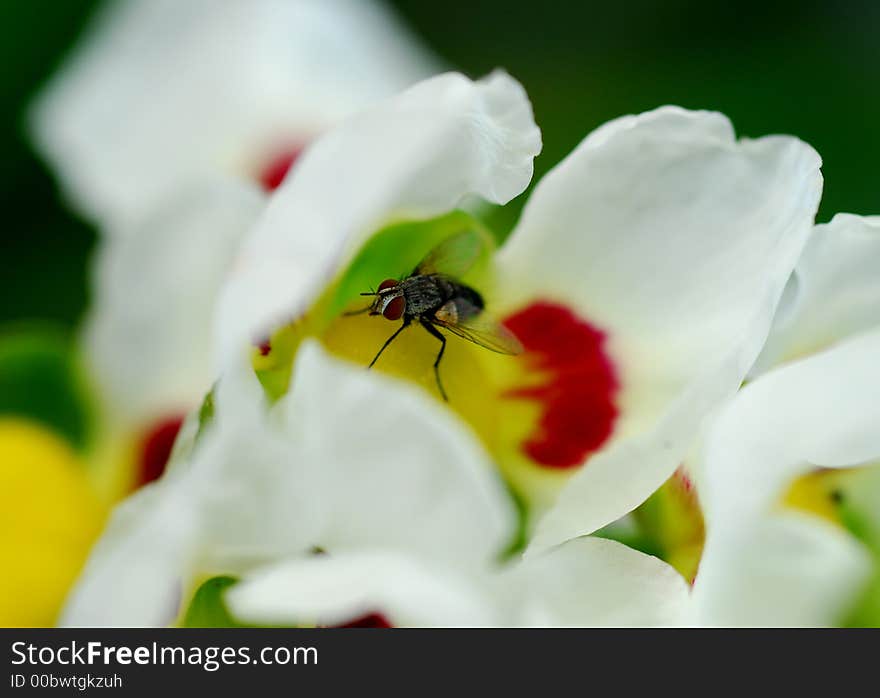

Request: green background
left=1, top=0, right=878, bottom=331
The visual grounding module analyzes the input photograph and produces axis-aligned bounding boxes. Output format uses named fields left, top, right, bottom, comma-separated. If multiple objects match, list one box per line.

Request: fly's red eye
left=382, top=296, right=406, bottom=321
left=378, top=279, right=398, bottom=292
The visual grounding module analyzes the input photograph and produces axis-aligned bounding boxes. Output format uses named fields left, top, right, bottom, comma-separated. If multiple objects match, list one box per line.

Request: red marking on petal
left=136, top=415, right=185, bottom=488
left=258, top=145, right=304, bottom=191
left=256, top=338, right=272, bottom=356
left=503, top=301, right=619, bottom=469
left=334, top=613, right=393, bottom=628
left=675, top=467, right=694, bottom=493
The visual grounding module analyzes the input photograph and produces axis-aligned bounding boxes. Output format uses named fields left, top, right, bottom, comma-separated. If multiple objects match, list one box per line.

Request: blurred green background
left=1, top=0, right=878, bottom=331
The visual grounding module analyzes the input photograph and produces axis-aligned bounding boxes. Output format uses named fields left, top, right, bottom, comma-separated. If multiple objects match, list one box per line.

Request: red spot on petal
left=675, top=467, right=694, bottom=493
left=333, top=613, right=393, bottom=628
left=258, top=145, right=304, bottom=191
left=256, top=338, right=272, bottom=356
left=503, top=301, right=619, bottom=469
left=136, top=415, right=185, bottom=488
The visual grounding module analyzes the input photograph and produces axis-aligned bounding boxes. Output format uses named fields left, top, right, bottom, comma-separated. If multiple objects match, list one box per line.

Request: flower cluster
left=10, top=0, right=880, bottom=628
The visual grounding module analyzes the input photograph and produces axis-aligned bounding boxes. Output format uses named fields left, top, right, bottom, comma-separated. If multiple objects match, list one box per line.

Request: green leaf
left=843, top=566, right=880, bottom=628
left=836, top=469, right=880, bottom=627
left=194, top=387, right=215, bottom=443
left=499, top=484, right=530, bottom=561
left=0, top=325, right=93, bottom=449
left=322, top=209, right=496, bottom=322
left=181, top=576, right=246, bottom=628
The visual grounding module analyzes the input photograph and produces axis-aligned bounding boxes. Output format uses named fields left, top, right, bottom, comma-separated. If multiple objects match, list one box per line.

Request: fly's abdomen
left=454, top=284, right=484, bottom=318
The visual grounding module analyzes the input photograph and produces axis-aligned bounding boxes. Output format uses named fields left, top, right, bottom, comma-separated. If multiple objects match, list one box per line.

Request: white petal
left=200, top=340, right=516, bottom=569
left=502, top=107, right=822, bottom=552
left=60, top=483, right=200, bottom=627
left=227, top=552, right=495, bottom=627
left=499, top=537, right=689, bottom=627
left=82, top=178, right=265, bottom=428
left=216, top=71, right=541, bottom=366
left=691, top=513, right=871, bottom=627
left=30, top=0, right=439, bottom=226
left=180, top=354, right=325, bottom=572
left=753, top=213, right=880, bottom=373
left=272, top=341, right=516, bottom=567
left=698, top=328, right=880, bottom=523
left=690, top=329, right=880, bottom=626
left=192, top=341, right=517, bottom=572
left=227, top=537, right=689, bottom=628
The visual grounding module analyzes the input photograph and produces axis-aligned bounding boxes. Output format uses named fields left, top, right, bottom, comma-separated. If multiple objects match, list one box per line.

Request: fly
left=346, top=231, right=523, bottom=401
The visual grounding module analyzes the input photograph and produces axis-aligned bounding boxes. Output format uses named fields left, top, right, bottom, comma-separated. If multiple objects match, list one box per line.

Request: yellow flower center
left=782, top=469, right=846, bottom=525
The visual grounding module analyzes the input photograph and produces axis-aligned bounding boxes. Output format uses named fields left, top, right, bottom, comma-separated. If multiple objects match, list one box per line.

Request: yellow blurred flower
left=0, top=418, right=106, bottom=626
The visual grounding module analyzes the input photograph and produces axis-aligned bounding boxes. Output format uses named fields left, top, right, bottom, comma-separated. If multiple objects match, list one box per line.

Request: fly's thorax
left=401, top=274, right=451, bottom=315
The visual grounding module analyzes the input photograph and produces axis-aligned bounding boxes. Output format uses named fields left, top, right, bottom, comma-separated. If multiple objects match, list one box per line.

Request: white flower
left=216, top=71, right=822, bottom=551
left=687, top=213, right=880, bottom=626
left=30, top=0, right=438, bottom=228
left=690, top=328, right=880, bottom=626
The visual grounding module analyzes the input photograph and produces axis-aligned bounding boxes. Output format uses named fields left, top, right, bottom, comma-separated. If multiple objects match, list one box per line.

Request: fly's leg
left=369, top=317, right=410, bottom=369
left=420, top=319, right=448, bottom=402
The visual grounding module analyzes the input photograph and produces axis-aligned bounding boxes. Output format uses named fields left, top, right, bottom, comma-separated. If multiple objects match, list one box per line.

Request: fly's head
left=363, top=279, right=406, bottom=321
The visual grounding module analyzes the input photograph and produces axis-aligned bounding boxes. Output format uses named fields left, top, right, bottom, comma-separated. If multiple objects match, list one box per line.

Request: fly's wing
left=414, top=230, right=483, bottom=278
left=434, top=316, right=523, bottom=355
left=432, top=299, right=523, bottom=355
